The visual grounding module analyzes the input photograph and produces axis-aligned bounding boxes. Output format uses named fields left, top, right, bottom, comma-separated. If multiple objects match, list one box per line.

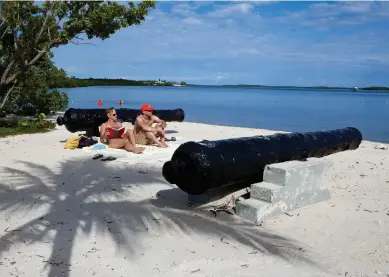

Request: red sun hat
left=141, top=104, right=154, bottom=111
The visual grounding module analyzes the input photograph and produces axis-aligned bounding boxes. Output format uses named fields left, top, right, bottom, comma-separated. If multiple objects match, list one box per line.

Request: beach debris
left=190, top=268, right=200, bottom=273
left=285, top=211, right=299, bottom=217
left=332, top=185, right=348, bottom=190
left=208, top=197, right=235, bottom=217
left=101, top=156, right=116, bottom=161
left=374, top=144, right=388, bottom=150
left=220, top=237, right=237, bottom=248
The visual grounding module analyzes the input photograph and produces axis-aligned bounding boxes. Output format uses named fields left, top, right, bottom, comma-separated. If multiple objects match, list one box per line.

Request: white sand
left=0, top=122, right=388, bottom=277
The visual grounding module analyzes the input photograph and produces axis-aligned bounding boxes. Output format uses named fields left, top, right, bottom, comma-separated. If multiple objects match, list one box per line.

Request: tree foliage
left=0, top=0, right=155, bottom=111
left=2, top=54, right=69, bottom=115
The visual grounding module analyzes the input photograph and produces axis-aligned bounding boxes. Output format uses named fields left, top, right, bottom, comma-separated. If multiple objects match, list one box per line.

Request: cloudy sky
left=52, top=1, right=389, bottom=87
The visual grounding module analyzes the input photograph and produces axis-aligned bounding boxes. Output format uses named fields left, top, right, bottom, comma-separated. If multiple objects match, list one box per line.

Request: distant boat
left=353, top=86, right=359, bottom=91
left=173, top=84, right=184, bottom=87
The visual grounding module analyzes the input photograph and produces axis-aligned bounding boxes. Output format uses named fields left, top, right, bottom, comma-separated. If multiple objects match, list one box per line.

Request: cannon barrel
left=162, top=127, right=362, bottom=195
left=57, top=108, right=185, bottom=135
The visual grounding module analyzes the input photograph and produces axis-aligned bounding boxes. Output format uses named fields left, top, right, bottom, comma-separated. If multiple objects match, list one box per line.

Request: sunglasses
left=112, top=113, right=117, bottom=116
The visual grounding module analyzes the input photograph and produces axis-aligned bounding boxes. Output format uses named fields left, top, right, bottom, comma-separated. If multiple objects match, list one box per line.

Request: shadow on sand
left=165, top=130, right=179, bottom=135
left=0, top=157, right=324, bottom=277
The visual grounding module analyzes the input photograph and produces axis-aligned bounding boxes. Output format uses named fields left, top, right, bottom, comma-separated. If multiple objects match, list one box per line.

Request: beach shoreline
left=0, top=122, right=388, bottom=277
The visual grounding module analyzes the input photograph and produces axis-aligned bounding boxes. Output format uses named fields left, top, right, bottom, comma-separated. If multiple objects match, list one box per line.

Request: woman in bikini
left=100, top=107, right=145, bottom=154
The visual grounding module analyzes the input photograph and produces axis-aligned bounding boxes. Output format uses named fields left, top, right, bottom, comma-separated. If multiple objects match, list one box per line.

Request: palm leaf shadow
left=0, top=157, right=323, bottom=277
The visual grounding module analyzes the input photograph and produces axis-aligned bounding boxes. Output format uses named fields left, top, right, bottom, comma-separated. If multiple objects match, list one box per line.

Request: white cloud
left=183, top=17, right=202, bottom=25
left=208, top=3, right=255, bottom=17
left=58, top=2, right=389, bottom=65
left=170, top=2, right=198, bottom=16
left=53, top=1, right=389, bottom=85
left=274, top=1, right=389, bottom=27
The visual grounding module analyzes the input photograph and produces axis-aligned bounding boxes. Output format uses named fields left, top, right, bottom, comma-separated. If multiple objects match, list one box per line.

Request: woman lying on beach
left=99, top=107, right=145, bottom=154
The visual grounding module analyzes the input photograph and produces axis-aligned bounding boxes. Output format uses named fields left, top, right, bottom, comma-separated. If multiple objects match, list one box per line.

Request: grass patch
left=0, top=115, right=56, bottom=138
left=0, top=126, right=54, bottom=138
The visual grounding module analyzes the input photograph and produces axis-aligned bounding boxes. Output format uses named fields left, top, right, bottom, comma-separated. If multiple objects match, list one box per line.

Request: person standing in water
left=100, top=107, right=145, bottom=154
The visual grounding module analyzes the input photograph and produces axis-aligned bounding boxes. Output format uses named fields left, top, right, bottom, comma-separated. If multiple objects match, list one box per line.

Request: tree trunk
left=0, top=82, right=16, bottom=110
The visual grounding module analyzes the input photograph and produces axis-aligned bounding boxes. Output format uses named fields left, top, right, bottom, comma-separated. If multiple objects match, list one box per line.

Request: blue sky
left=52, top=1, right=389, bottom=87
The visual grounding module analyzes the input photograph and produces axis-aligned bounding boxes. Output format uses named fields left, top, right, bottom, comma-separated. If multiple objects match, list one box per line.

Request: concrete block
left=250, top=182, right=284, bottom=203
left=236, top=189, right=331, bottom=224
left=236, top=157, right=333, bottom=224
left=235, top=198, right=286, bottom=225
left=251, top=180, right=331, bottom=209
left=263, top=157, right=332, bottom=188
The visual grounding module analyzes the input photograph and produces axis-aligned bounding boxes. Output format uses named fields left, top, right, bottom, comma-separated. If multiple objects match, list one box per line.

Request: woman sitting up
left=99, top=107, right=145, bottom=154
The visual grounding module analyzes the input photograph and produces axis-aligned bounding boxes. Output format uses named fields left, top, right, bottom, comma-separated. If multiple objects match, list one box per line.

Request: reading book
left=106, top=126, right=125, bottom=139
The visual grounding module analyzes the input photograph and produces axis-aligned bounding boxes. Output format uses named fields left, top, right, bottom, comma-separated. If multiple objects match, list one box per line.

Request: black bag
left=78, top=137, right=98, bottom=148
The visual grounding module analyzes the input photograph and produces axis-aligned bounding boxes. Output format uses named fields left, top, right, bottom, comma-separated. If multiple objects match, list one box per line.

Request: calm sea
left=62, top=85, right=389, bottom=143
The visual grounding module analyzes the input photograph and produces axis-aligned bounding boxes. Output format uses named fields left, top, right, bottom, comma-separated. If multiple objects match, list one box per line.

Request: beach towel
left=82, top=136, right=186, bottom=163
left=64, top=135, right=84, bottom=150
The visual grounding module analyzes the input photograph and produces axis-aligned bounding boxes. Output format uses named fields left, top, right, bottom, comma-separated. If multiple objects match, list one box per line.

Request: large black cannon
left=162, top=127, right=362, bottom=195
left=57, top=108, right=185, bottom=136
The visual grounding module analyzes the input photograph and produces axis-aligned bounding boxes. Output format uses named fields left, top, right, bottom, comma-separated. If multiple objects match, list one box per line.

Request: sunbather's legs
left=108, top=138, right=126, bottom=149
left=108, top=138, right=144, bottom=154
left=125, top=130, right=145, bottom=152
left=125, top=129, right=136, bottom=146
left=144, top=130, right=168, bottom=148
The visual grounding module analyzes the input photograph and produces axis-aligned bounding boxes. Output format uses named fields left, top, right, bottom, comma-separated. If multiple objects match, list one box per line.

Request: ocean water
left=62, top=85, right=389, bottom=143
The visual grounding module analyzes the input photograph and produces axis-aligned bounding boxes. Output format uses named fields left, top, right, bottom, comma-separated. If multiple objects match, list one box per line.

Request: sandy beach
left=0, top=122, right=388, bottom=277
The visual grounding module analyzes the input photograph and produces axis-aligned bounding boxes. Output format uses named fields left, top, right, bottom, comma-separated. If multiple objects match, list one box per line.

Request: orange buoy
left=97, top=100, right=103, bottom=107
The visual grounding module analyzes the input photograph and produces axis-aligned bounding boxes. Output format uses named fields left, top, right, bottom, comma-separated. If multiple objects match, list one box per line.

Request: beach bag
left=64, top=135, right=84, bottom=150
left=78, top=137, right=98, bottom=148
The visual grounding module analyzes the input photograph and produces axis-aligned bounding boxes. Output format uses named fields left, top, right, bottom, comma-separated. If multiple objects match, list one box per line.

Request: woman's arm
left=100, top=123, right=107, bottom=141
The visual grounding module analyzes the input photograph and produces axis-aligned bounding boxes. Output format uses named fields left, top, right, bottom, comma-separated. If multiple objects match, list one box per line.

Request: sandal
left=166, top=137, right=176, bottom=142
left=101, top=156, right=116, bottom=161
left=93, top=154, right=103, bottom=160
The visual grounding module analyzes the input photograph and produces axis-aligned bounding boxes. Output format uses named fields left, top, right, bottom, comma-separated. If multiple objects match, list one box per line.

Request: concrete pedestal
left=236, top=157, right=332, bottom=224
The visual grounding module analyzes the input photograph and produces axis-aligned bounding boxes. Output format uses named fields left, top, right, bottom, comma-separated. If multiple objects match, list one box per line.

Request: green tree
left=3, top=53, right=69, bottom=115
left=0, top=0, right=155, bottom=110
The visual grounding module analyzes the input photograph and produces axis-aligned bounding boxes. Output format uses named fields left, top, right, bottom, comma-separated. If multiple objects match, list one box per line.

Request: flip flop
left=101, top=156, right=116, bottom=161
left=93, top=154, right=103, bottom=160
left=166, top=137, right=176, bottom=142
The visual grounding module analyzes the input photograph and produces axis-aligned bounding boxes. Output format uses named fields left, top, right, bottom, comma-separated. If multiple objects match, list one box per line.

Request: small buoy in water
left=97, top=100, right=103, bottom=107
left=118, top=100, right=124, bottom=105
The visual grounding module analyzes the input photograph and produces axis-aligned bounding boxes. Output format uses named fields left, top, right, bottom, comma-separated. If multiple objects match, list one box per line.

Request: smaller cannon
left=57, top=108, right=185, bottom=136
left=162, top=127, right=362, bottom=195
